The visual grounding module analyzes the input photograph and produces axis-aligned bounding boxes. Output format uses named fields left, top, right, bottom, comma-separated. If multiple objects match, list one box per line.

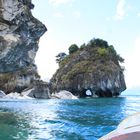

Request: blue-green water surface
left=0, top=95, right=140, bottom=140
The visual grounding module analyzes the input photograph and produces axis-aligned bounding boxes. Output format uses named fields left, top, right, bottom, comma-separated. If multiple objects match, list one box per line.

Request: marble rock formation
left=51, top=39, right=126, bottom=97
left=0, top=0, right=47, bottom=94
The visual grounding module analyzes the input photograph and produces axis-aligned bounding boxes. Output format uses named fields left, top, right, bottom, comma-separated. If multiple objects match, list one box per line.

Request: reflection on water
left=0, top=111, right=29, bottom=140
left=0, top=96, right=140, bottom=139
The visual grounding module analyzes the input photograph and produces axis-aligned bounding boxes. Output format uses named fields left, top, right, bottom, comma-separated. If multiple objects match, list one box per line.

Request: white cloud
left=137, top=12, right=140, bottom=17
left=49, top=0, right=74, bottom=6
left=54, top=12, right=64, bottom=18
left=35, top=31, right=59, bottom=80
left=106, top=17, right=111, bottom=21
left=125, top=37, right=140, bottom=88
left=114, top=0, right=126, bottom=20
left=73, top=11, right=81, bottom=18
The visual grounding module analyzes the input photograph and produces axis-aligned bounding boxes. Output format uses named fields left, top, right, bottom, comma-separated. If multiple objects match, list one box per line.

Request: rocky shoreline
left=0, top=89, right=78, bottom=100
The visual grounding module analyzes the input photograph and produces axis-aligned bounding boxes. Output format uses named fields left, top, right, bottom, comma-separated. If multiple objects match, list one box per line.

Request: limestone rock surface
left=26, top=80, right=50, bottom=99
left=0, top=0, right=47, bottom=93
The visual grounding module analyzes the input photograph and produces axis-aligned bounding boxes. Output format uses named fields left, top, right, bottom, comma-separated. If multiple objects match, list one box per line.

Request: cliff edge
left=0, top=0, right=47, bottom=93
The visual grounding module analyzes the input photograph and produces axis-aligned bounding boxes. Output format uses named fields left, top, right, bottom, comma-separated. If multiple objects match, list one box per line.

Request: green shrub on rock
left=68, top=44, right=79, bottom=54
left=97, top=48, right=108, bottom=56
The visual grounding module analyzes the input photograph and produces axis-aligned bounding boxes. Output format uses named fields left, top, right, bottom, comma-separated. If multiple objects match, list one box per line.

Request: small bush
left=69, top=44, right=79, bottom=54
left=108, top=45, right=117, bottom=56
left=97, top=48, right=108, bottom=56
left=80, top=43, right=86, bottom=49
left=88, top=38, right=108, bottom=48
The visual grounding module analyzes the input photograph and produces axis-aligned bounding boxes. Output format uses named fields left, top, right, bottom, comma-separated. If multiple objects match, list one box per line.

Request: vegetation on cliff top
left=57, top=38, right=124, bottom=65
left=54, top=38, right=124, bottom=81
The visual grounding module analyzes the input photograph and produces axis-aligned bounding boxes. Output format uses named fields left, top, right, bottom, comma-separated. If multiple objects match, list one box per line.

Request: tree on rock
left=88, top=38, right=108, bottom=48
left=68, top=44, right=79, bottom=54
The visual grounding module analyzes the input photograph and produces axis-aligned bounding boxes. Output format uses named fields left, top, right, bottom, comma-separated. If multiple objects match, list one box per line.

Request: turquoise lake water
left=0, top=95, right=140, bottom=140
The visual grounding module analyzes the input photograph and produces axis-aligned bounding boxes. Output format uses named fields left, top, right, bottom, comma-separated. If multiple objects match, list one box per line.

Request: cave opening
left=80, top=89, right=93, bottom=98
left=95, top=89, right=113, bottom=97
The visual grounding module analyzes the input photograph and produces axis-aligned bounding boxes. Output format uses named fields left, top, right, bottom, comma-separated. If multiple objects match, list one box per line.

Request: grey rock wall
left=0, top=0, right=47, bottom=93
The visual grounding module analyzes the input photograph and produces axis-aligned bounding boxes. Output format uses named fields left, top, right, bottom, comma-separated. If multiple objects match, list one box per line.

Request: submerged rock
left=51, top=38, right=126, bottom=97
left=0, top=112, right=17, bottom=124
left=0, top=0, right=47, bottom=93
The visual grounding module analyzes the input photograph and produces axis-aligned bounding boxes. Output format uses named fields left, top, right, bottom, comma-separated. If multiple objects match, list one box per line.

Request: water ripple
left=0, top=96, right=140, bottom=139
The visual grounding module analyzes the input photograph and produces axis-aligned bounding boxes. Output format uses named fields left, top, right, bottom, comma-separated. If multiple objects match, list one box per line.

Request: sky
left=32, top=0, right=140, bottom=91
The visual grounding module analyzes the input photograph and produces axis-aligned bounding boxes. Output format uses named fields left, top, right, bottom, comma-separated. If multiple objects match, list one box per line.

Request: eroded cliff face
left=0, top=0, right=47, bottom=93
left=51, top=39, right=126, bottom=97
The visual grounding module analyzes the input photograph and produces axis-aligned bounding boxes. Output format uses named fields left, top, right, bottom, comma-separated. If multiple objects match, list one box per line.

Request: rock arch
left=79, top=89, right=93, bottom=98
